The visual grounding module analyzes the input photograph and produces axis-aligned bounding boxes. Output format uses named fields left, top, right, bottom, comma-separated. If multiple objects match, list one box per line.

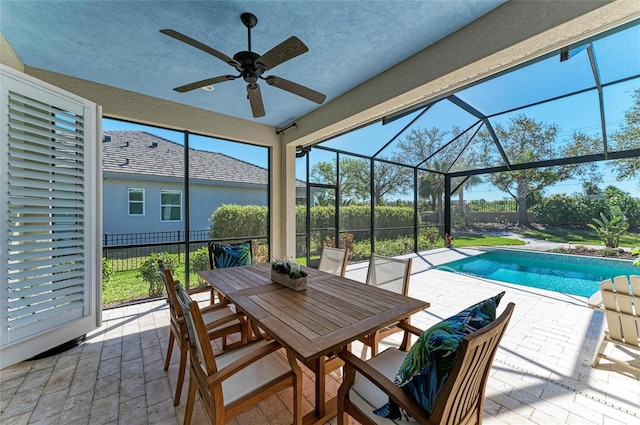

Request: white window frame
left=128, top=188, right=145, bottom=216
left=160, top=190, right=182, bottom=222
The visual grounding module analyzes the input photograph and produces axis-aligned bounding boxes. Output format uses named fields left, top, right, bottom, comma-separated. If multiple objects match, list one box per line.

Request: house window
left=128, top=188, right=144, bottom=215
left=160, top=190, right=182, bottom=221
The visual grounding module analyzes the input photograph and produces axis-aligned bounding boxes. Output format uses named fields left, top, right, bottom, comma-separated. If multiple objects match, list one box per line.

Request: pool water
left=435, top=249, right=638, bottom=297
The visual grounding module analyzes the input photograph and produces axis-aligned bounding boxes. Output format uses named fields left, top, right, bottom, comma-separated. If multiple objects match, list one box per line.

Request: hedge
left=210, top=204, right=419, bottom=243
left=534, top=194, right=640, bottom=227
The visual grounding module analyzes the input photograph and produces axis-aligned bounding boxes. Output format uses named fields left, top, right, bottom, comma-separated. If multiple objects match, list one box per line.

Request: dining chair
left=591, top=275, right=640, bottom=373
left=207, top=240, right=253, bottom=306
left=207, top=240, right=253, bottom=269
left=175, top=282, right=303, bottom=425
left=317, top=246, right=350, bottom=277
left=360, top=254, right=413, bottom=356
left=159, top=260, right=248, bottom=406
left=338, top=302, right=515, bottom=425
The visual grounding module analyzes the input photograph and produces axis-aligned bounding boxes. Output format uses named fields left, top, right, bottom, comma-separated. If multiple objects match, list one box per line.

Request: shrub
left=587, top=205, right=629, bottom=248
left=102, top=257, right=112, bottom=287
left=252, top=239, right=269, bottom=263
left=138, top=252, right=177, bottom=297
left=424, top=226, right=440, bottom=246
left=599, top=247, right=622, bottom=258
left=209, top=205, right=268, bottom=238
left=190, top=247, right=210, bottom=272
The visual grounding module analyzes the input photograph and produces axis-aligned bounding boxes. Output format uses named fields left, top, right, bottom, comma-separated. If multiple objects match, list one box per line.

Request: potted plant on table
left=271, top=259, right=308, bottom=290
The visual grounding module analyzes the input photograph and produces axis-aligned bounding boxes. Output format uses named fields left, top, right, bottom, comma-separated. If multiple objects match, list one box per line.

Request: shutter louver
left=6, top=89, right=87, bottom=341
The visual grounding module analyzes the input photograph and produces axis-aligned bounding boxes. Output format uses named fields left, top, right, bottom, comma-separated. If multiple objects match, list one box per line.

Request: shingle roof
left=102, top=130, right=271, bottom=185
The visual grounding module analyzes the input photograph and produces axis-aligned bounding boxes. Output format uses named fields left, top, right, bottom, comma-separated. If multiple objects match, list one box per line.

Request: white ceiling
left=1, top=1, right=506, bottom=128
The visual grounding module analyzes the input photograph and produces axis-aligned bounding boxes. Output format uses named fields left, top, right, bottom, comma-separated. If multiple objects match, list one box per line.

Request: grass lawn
left=518, top=227, right=640, bottom=247
left=103, top=266, right=203, bottom=307
left=101, top=234, right=525, bottom=307
left=448, top=234, right=525, bottom=247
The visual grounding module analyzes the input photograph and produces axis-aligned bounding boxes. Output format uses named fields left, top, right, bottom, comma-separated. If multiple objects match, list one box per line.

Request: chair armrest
left=338, top=350, right=426, bottom=421
left=209, top=340, right=284, bottom=384
left=189, top=285, right=213, bottom=295
left=398, top=321, right=423, bottom=337
left=200, top=302, right=234, bottom=314
left=398, top=320, right=423, bottom=350
left=203, top=312, right=245, bottom=333
left=587, top=291, right=604, bottom=311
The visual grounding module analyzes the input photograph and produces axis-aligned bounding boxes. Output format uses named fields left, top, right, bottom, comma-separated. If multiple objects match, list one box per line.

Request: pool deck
left=1, top=247, right=638, bottom=424
left=348, top=248, right=640, bottom=424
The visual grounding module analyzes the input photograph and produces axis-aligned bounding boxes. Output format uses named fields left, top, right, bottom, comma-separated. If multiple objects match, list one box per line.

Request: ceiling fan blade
left=174, top=75, right=237, bottom=93
left=160, top=29, right=240, bottom=67
left=257, top=36, right=308, bottom=71
left=247, top=83, right=265, bottom=117
left=265, top=76, right=326, bottom=104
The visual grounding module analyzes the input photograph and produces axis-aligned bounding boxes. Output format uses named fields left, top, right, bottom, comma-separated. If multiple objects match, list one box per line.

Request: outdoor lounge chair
left=337, top=302, right=515, bottom=425
left=590, top=275, right=640, bottom=373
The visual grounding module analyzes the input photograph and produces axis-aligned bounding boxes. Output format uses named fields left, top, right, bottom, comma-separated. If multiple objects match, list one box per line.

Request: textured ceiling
left=0, top=0, right=505, bottom=128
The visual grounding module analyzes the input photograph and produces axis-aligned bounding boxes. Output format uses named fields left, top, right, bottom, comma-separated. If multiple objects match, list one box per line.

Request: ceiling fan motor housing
left=233, top=50, right=264, bottom=83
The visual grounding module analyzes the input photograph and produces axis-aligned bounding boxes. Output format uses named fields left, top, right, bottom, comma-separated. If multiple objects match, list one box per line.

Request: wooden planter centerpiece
left=270, top=270, right=307, bottom=291
left=271, top=260, right=307, bottom=291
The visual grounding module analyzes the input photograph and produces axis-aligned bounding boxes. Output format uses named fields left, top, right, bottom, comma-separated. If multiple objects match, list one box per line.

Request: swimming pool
left=434, top=249, right=638, bottom=297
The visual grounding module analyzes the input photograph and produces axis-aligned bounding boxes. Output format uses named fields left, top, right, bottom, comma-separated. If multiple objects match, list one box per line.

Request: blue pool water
left=434, top=249, right=638, bottom=297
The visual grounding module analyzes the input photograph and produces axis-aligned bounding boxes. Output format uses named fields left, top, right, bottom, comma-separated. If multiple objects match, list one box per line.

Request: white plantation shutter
left=1, top=65, right=101, bottom=368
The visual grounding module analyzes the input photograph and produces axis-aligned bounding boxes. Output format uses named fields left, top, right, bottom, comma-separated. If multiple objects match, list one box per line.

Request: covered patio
left=2, top=249, right=638, bottom=424
left=2, top=1, right=640, bottom=423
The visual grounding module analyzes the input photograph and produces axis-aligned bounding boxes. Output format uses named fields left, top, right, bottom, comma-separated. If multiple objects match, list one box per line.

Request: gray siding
left=103, top=174, right=268, bottom=236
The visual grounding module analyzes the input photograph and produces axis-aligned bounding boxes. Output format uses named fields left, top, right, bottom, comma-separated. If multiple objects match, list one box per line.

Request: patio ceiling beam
left=447, top=148, right=640, bottom=178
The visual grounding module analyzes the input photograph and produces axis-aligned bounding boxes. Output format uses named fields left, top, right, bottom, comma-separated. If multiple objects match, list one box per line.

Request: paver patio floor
left=1, top=248, right=638, bottom=424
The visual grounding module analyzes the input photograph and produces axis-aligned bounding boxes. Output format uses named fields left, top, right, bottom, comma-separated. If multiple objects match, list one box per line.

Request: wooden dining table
left=198, top=263, right=429, bottom=424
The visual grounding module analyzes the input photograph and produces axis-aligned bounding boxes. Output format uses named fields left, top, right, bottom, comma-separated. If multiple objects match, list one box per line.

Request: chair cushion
left=216, top=339, right=292, bottom=405
left=213, top=241, right=252, bottom=269
left=374, top=291, right=505, bottom=420
left=350, top=348, right=414, bottom=424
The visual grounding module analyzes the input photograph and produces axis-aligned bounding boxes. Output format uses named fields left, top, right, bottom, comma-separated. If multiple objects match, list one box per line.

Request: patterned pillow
left=373, top=292, right=505, bottom=420
left=213, top=241, right=252, bottom=269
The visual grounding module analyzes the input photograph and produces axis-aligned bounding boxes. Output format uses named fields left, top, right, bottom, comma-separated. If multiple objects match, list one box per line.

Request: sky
left=103, top=22, right=640, bottom=202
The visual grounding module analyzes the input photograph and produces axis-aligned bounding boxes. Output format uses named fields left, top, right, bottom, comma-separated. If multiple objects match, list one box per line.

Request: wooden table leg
left=314, top=357, right=326, bottom=417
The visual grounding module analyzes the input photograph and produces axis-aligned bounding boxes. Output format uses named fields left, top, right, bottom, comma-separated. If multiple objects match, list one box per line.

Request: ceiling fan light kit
left=161, top=12, right=326, bottom=118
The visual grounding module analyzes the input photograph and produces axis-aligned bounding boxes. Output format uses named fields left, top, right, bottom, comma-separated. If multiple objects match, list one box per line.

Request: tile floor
left=1, top=248, right=639, bottom=425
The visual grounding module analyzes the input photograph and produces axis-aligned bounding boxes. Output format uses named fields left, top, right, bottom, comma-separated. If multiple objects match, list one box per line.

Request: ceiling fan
left=160, top=12, right=326, bottom=118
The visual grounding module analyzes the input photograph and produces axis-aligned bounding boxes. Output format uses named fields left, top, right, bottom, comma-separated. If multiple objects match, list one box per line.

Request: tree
left=611, top=88, right=640, bottom=186
left=582, top=180, right=602, bottom=196
left=396, top=126, right=482, bottom=222
left=310, top=157, right=411, bottom=206
left=477, top=115, right=576, bottom=227
left=310, top=157, right=369, bottom=204
left=372, top=161, right=412, bottom=205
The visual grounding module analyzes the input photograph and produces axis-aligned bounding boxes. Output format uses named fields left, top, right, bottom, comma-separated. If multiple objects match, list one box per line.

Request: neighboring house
left=102, top=130, right=302, bottom=243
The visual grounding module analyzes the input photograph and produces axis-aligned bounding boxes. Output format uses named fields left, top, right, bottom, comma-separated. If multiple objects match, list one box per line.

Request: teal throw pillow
left=213, top=242, right=252, bottom=269
left=373, top=292, right=505, bottom=420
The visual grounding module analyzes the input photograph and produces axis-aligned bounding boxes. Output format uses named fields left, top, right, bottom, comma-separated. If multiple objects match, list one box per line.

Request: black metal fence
left=103, top=229, right=210, bottom=246
left=102, top=231, right=267, bottom=273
